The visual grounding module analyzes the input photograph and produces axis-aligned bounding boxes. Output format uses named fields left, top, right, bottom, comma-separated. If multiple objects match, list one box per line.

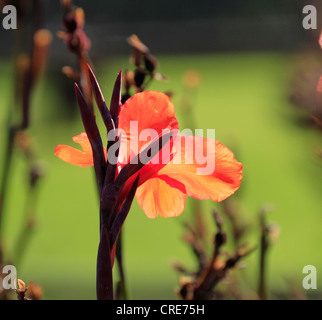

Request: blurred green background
left=1, top=0, right=322, bottom=300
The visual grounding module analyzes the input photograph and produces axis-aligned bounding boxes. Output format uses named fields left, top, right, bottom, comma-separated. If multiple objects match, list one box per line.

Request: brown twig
left=0, top=1, right=51, bottom=266
left=175, top=208, right=255, bottom=300
left=258, top=204, right=278, bottom=300
left=60, top=0, right=93, bottom=111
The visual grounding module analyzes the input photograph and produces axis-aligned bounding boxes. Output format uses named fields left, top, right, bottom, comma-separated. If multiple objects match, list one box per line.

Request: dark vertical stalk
left=96, top=225, right=113, bottom=300
left=258, top=209, right=269, bottom=300
left=0, top=0, right=50, bottom=266
left=0, top=126, right=16, bottom=264
left=13, top=162, right=43, bottom=269
left=115, top=230, right=129, bottom=300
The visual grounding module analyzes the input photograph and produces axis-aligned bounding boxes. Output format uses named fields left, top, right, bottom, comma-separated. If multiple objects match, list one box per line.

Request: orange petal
left=55, top=132, right=107, bottom=167
left=158, top=136, right=243, bottom=202
left=117, top=132, right=176, bottom=207
left=135, top=177, right=187, bottom=218
left=118, top=91, right=179, bottom=165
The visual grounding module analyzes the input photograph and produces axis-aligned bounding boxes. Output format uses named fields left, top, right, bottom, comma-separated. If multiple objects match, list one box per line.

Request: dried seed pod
left=123, top=69, right=135, bottom=91
left=131, top=49, right=142, bottom=68
left=127, top=34, right=149, bottom=55
left=32, top=29, right=52, bottom=81
left=63, top=11, right=77, bottom=33
left=134, top=68, right=146, bottom=88
left=62, top=66, right=80, bottom=80
left=75, top=7, right=85, bottom=29
left=144, top=53, right=158, bottom=73
left=30, top=162, right=45, bottom=188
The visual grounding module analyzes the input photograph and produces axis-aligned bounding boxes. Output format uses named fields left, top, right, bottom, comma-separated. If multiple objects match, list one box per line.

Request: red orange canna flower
left=55, top=90, right=242, bottom=218
left=55, top=66, right=242, bottom=300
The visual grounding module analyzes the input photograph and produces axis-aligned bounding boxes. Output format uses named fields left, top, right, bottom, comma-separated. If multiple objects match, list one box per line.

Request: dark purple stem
left=96, top=224, right=114, bottom=300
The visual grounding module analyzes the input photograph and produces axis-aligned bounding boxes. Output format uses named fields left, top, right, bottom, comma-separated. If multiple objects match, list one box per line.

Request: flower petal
left=117, top=91, right=179, bottom=165
left=135, top=177, right=187, bottom=218
left=117, top=132, right=176, bottom=208
left=54, top=132, right=107, bottom=167
left=158, top=136, right=243, bottom=202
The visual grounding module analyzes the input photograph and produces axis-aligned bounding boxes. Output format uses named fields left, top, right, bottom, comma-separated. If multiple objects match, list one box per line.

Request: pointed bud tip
left=17, top=279, right=26, bottom=291
left=87, top=63, right=95, bottom=77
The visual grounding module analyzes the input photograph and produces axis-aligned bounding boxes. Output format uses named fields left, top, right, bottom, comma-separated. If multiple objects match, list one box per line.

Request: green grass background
left=1, top=52, right=322, bottom=299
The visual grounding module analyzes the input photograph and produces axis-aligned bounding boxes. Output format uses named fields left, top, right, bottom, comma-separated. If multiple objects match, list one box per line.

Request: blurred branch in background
left=288, top=52, right=322, bottom=127
left=173, top=202, right=283, bottom=300
left=13, top=132, right=46, bottom=269
left=221, top=197, right=251, bottom=251
left=285, top=3, right=322, bottom=179
left=258, top=204, right=280, bottom=300
left=288, top=1, right=322, bottom=131
left=173, top=208, right=255, bottom=300
left=58, top=0, right=93, bottom=111
left=0, top=0, right=51, bottom=299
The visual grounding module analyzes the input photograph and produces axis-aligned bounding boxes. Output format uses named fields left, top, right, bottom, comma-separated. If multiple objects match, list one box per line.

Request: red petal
left=157, top=136, right=243, bottom=202
left=117, top=91, right=179, bottom=166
